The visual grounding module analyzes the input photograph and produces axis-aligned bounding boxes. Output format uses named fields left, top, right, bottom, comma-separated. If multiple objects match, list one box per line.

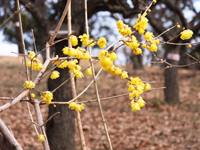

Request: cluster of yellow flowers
left=62, top=47, right=91, bottom=60
left=26, top=51, right=44, bottom=71
left=85, top=67, right=92, bottom=76
left=133, top=13, right=149, bottom=34
left=50, top=71, right=60, bottom=80
left=78, top=34, right=95, bottom=47
left=117, top=20, right=132, bottom=36
left=68, top=59, right=84, bottom=78
left=23, top=81, right=35, bottom=89
left=98, top=50, right=128, bottom=79
left=143, top=31, right=160, bottom=52
left=127, top=77, right=151, bottom=111
left=40, top=91, right=53, bottom=104
left=123, top=36, right=142, bottom=55
left=69, top=102, right=85, bottom=112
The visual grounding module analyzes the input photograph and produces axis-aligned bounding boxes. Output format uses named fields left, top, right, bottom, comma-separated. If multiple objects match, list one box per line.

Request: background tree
left=1, top=0, right=200, bottom=149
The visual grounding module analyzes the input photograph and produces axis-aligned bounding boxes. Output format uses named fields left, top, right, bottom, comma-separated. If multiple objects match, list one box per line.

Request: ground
left=0, top=56, right=200, bottom=150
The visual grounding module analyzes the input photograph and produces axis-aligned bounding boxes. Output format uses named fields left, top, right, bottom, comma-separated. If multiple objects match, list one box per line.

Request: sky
left=0, top=31, right=18, bottom=56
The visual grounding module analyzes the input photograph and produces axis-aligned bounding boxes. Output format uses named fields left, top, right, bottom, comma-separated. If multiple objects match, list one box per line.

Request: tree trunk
left=46, top=1, right=85, bottom=149
left=46, top=40, right=76, bottom=150
left=164, top=45, right=180, bottom=105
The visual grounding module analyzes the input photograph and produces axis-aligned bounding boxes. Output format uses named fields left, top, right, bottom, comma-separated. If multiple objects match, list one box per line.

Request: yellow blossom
left=23, top=81, right=35, bottom=89
left=131, top=101, right=140, bottom=112
left=86, top=67, right=92, bottom=76
left=133, top=13, right=148, bottom=34
left=180, top=29, right=193, bottom=40
left=70, top=35, right=78, bottom=46
left=144, top=83, right=151, bottom=91
left=82, top=52, right=91, bottom=60
left=144, top=31, right=154, bottom=41
left=69, top=102, right=77, bottom=110
left=40, top=91, right=53, bottom=104
left=150, top=44, right=157, bottom=52
left=74, top=70, right=84, bottom=78
left=117, top=20, right=124, bottom=30
left=38, top=134, right=45, bottom=142
left=121, top=71, right=128, bottom=79
left=110, top=52, right=117, bottom=61
left=134, top=48, right=142, bottom=55
left=28, top=51, right=36, bottom=59
left=97, top=37, right=107, bottom=48
left=129, top=90, right=139, bottom=99
left=137, top=97, right=146, bottom=107
left=50, top=71, right=60, bottom=79
left=79, top=34, right=89, bottom=42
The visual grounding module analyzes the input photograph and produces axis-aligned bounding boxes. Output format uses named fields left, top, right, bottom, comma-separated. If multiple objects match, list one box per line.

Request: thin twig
left=48, top=0, right=70, bottom=45
left=0, top=3, right=31, bottom=29
left=85, top=0, right=113, bottom=149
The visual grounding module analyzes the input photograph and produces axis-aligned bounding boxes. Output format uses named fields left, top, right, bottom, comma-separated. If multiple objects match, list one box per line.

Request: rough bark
left=164, top=45, right=180, bottom=105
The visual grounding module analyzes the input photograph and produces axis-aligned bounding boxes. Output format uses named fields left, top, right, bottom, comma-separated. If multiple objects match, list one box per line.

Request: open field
left=0, top=56, right=200, bottom=150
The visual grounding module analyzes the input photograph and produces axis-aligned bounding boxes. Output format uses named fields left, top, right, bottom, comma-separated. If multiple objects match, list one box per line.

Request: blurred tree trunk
left=46, top=40, right=76, bottom=150
left=46, top=1, right=85, bottom=149
left=130, top=54, right=143, bottom=70
left=164, top=45, right=180, bottom=105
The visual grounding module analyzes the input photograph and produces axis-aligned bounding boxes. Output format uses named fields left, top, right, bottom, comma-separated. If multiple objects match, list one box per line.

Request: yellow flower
left=57, top=60, right=68, bottom=69
left=110, top=52, right=117, bottom=61
left=28, top=51, right=36, bottom=59
left=70, top=35, right=78, bottom=46
left=69, top=102, right=76, bottom=110
left=82, top=52, right=91, bottom=60
left=131, top=101, right=140, bottom=112
left=40, top=91, right=53, bottom=104
left=133, top=13, right=148, bottom=34
left=117, top=20, right=124, bottom=30
left=137, top=97, right=146, bottom=107
left=134, top=48, right=142, bottom=55
left=38, top=134, right=45, bottom=142
left=128, top=85, right=135, bottom=92
left=68, top=60, right=77, bottom=69
left=50, top=71, right=60, bottom=79
left=129, top=90, right=139, bottom=99
left=62, top=47, right=69, bottom=55
left=137, top=85, right=144, bottom=94
left=121, top=71, right=128, bottom=79
left=97, top=37, right=107, bottom=49
left=79, top=34, right=89, bottom=42
left=67, top=48, right=77, bottom=56
left=86, top=67, right=92, bottom=76
left=144, top=31, right=154, bottom=41
left=23, top=81, right=35, bottom=89
left=144, top=83, right=151, bottom=91
left=150, top=44, right=157, bottom=52
left=180, top=29, right=193, bottom=40
left=142, top=44, right=146, bottom=48
left=74, top=70, right=84, bottom=78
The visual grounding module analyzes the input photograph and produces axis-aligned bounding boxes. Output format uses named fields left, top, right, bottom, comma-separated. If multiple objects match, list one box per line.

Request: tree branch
left=0, top=119, right=22, bottom=150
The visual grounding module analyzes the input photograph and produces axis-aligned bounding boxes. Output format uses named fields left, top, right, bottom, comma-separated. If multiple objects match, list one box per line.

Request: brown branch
left=33, top=99, right=50, bottom=150
left=0, top=119, right=23, bottom=150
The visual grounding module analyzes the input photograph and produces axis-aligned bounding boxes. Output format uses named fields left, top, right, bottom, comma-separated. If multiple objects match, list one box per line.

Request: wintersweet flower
left=69, top=102, right=76, bottom=110
left=117, top=20, right=124, bottom=30
left=86, top=67, right=92, bottom=76
left=31, top=93, right=35, bottom=98
left=23, top=81, right=35, bottom=89
left=137, top=85, right=144, bottom=94
left=114, top=68, right=122, bottom=75
left=129, top=90, right=139, bottom=99
left=38, top=134, right=45, bottom=142
left=110, top=53, right=117, bottom=61
left=69, top=35, right=78, bottom=46
left=74, top=70, right=84, bottom=78
left=121, top=71, right=128, bottom=79
left=180, top=29, right=193, bottom=40
left=97, top=37, right=107, bottom=48
left=150, top=44, right=157, bottom=52
left=144, top=83, right=151, bottom=91
left=82, top=52, right=91, bottom=60
left=57, top=60, right=68, bottom=69
left=40, top=91, right=53, bottom=104
left=133, top=13, right=148, bottom=34
left=128, top=85, right=135, bottom=92
left=50, top=71, right=60, bottom=79
left=134, top=48, right=142, bottom=55
left=137, top=97, right=146, bottom=107
left=28, top=51, right=36, bottom=59
left=67, top=48, right=77, bottom=56
left=131, top=101, right=140, bottom=112
left=79, top=34, right=89, bottom=42
left=144, top=31, right=154, bottom=41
